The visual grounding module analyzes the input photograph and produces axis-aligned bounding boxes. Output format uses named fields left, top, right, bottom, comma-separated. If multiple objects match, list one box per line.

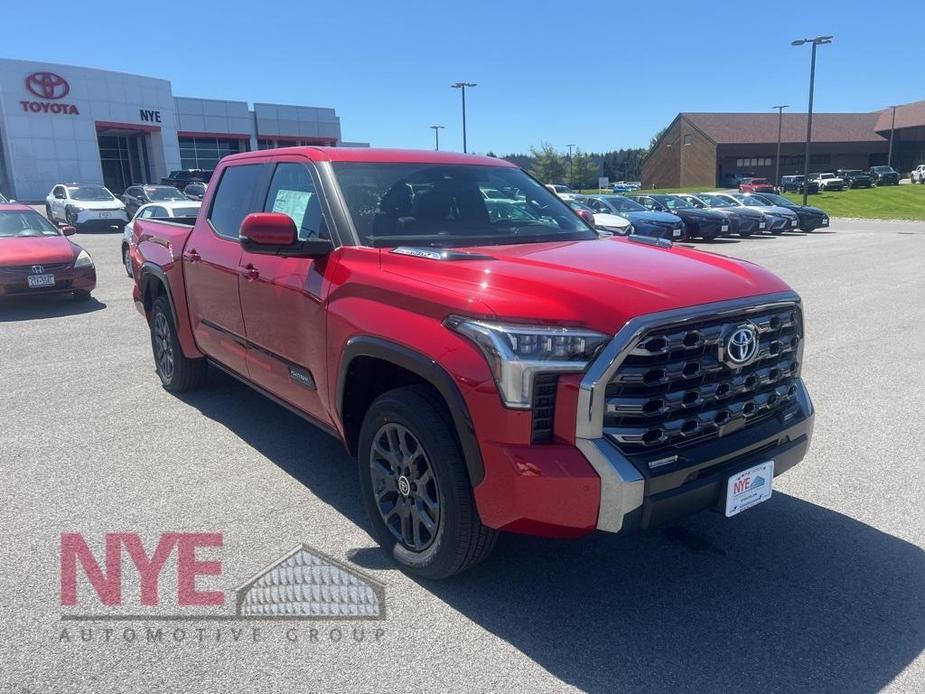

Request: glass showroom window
left=179, top=137, right=243, bottom=170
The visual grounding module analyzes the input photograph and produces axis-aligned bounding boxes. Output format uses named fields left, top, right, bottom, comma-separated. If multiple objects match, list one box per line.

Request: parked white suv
left=121, top=200, right=201, bottom=276
left=811, top=173, right=845, bottom=191
left=46, top=183, right=128, bottom=230
left=912, top=165, right=925, bottom=184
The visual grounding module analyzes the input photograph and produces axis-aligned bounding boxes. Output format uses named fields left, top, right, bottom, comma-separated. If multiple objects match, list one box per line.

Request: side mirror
left=577, top=209, right=595, bottom=226
left=239, top=212, right=333, bottom=258
left=61, top=225, right=77, bottom=236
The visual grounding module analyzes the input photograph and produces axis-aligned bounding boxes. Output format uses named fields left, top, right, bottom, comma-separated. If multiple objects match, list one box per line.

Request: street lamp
left=792, top=35, right=833, bottom=205
left=887, top=105, right=897, bottom=169
left=772, top=105, right=789, bottom=188
left=430, top=124, right=444, bottom=151
left=450, top=82, right=477, bottom=153
left=567, top=144, right=576, bottom=187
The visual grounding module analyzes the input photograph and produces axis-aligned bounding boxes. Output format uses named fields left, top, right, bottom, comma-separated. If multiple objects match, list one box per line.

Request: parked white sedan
left=45, top=183, right=129, bottom=230
left=121, top=200, right=201, bottom=276
left=912, top=164, right=925, bottom=184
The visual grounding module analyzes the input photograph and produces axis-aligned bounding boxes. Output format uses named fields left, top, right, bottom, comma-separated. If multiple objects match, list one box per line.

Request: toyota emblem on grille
left=725, top=323, right=759, bottom=366
left=31, top=265, right=45, bottom=274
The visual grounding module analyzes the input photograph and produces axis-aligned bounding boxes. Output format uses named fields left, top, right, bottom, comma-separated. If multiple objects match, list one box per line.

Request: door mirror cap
left=239, top=212, right=333, bottom=258
left=61, top=225, right=77, bottom=236
left=577, top=209, right=595, bottom=225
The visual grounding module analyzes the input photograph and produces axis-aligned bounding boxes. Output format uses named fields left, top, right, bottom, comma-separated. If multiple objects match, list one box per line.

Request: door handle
left=183, top=249, right=201, bottom=263
left=240, top=263, right=259, bottom=281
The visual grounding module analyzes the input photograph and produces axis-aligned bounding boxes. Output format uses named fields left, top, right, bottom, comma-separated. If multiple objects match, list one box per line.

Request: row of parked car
left=556, top=190, right=828, bottom=241
left=742, top=165, right=903, bottom=195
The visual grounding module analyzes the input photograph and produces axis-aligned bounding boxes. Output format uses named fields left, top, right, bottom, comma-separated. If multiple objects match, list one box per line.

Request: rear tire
left=150, top=295, right=206, bottom=392
left=358, top=384, right=497, bottom=579
left=122, top=244, right=133, bottom=277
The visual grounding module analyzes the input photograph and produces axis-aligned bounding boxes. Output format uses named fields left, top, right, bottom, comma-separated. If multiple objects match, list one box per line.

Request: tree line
left=486, top=144, right=649, bottom=189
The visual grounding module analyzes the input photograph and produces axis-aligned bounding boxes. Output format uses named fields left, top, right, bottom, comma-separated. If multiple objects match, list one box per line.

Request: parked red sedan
left=738, top=177, right=775, bottom=193
left=0, top=205, right=96, bottom=301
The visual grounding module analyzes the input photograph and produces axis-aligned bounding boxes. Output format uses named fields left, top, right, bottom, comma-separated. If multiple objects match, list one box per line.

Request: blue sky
left=3, top=1, right=922, bottom=154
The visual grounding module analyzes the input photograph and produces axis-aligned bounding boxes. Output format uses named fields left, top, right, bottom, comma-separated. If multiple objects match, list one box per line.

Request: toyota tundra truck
left=130, top=147, right=814, bottom=579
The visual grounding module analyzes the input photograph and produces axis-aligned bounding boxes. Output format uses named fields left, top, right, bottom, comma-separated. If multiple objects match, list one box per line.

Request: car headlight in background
left=74, top=249, right=94, bottom=268
left=444, top=316, right=611, bottom=408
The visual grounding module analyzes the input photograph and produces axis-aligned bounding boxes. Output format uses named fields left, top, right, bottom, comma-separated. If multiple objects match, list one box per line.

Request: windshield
left=333, top=163, right=596, bottom=248
left=68, top=185, right=115, bottom=201
left=733, top=195, right=764, bottom=207
left=698, top=193, right=735, bottom=207
left=171, top=206, right=201, bottom=217
left=600, top=196, right=645, bottom=213
left=658, top=196, right=696, bottom=210
left=146, top=187, right=188, bottom=201
left=0, top=209, right=61, bottom=237
left=872, top=166, right=894, bottom=173
left=755, top=193, right=793, bottom=207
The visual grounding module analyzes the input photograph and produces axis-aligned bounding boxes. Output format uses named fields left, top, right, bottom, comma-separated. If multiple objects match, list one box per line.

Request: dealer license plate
left=725, top=460, right=774, bottom=517
left=759, top=222, right=766, bottom=229
left=791, top=219, right=798, bottom=227
left=27, top=274, right=55, bottom=288
left=721, top=224, right=729, bottom=232
left=821, top=217, right=829, bottom=226
left=98, top=211, right=111, bottom=218
left=672, top=229, right=681, bottom=238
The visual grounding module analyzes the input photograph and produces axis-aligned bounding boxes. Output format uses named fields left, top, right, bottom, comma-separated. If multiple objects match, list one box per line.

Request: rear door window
left=208, top=164, right=265, bottom=239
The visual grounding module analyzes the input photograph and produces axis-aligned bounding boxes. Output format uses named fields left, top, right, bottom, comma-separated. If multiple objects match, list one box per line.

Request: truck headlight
left=74, top=249, right=94, bottom=268
left=445, top=316, right=610, bottom=408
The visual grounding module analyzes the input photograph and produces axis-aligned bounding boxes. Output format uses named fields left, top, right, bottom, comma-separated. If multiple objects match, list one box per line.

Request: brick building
left=642, top=99, right=925, bottom=189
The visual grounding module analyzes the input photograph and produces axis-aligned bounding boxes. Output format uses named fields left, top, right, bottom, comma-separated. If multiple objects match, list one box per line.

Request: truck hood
left=381, top=237, right=790, bottom=334
left=0, top=235, right=79, bottom=265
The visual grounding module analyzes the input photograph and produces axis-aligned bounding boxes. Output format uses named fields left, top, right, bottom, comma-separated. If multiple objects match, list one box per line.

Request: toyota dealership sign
left=20, top=71, right=79, bottom=115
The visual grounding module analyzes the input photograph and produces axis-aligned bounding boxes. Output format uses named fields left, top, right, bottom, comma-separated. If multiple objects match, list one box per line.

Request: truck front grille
left=603, top=305, right=802, bottom=456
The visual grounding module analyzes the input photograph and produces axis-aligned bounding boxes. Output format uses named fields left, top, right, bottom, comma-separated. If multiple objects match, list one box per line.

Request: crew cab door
left=237, top=160, right=334, bottom=425
left=183, top=162, right=266, bottom=377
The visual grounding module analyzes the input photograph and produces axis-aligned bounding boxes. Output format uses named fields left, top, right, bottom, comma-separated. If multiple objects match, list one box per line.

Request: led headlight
left=445, top=316, right=610, bottom=408
left=74, top=249, right=94, bottom=268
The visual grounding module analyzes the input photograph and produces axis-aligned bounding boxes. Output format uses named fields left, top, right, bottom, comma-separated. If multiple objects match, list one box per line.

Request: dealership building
left=643, top=100, right=925, bottom=189
left=0, top=59, right=364, bottom=201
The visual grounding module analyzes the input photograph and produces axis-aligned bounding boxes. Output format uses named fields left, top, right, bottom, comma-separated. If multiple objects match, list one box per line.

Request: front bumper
left=767, top=215, right=801, bottom=232
left=0, top=266, right=96, bottom=297
left=73, top=209, right=128, bottom=226
left=577, top=383, right=813, bottom=533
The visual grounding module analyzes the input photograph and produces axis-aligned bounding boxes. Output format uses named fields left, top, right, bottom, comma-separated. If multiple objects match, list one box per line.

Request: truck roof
left=222, top=146, right=516, bottom=167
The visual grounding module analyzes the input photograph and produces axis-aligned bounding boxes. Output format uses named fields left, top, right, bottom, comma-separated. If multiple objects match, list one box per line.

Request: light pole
left=567, top=144, right=576, bottom=187
left=887, top=105, right=897, bottom=169
left=772, top=105, right=789, bottom=188
left=430, top=125, right=444, bottom=151
left=450, top=82, right=477, bottom=153
left=792, top=35, right=833, bottom=205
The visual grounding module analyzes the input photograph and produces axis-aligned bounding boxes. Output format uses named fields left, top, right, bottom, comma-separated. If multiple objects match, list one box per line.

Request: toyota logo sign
left=25, top=72, right=70, bottom=100
left=724, top=323, right=759, bottom=366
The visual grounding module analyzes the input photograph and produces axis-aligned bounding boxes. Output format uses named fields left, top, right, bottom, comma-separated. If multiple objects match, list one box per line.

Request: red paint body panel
left=132, top=147, right=796, bottom=537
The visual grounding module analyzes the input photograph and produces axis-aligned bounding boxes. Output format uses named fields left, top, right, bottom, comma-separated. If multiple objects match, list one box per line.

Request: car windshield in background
left=756, top=193, right=794, bottom=206
left=0, top=210, right=61, bottom=237
left=698, top=194, right=734, bottom=207
left=600, top=196, right=646, bottom=213
left=146, top=187, right=188, bottom=201
left=658, top=196, right=696, bottom=210
left=332, top=163, right=596, bottom=248
left=68, top=185, right=114, bottom=201
left=734, top=195, right=764, bottom=207
left=172, top=206, right=201, bottom=217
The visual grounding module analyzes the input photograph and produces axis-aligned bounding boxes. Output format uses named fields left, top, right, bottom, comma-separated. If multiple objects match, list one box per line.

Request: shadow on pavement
left=179, top=369, right=925, bottom=694
left=0, top=294, right=106, bottom=321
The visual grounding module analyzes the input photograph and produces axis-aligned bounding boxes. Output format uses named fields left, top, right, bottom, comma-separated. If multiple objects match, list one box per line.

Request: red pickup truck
left=131, top=147, right=814, bottom=578
left=738, top=177, right=776, bottom=193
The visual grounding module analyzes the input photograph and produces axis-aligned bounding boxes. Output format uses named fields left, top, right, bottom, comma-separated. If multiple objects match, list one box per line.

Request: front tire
left=358, top=385, right=497, bottom=579
left=150, top=295, right=206, bottom=392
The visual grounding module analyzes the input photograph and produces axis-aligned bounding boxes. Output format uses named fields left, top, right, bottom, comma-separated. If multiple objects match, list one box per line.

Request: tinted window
left=149, top=206, right=168, bottom=218
left=146, top=186, right=187, bottom=201
left=208, top=164, right=264, bottom=239
left=263, top=163, right=324, bottom=241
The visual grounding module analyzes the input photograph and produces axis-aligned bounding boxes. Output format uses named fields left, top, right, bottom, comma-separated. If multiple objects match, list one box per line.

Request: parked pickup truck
left=130, top=147, right=815, bottom=578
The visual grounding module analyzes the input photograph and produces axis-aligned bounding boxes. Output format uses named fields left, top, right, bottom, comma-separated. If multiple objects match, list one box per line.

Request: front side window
left=67, top=185, right=115, bottom=201
left=0, top=210, right=60, bottom=237
left=263, top=163, right=324, bottom=240
left=208, top=164, right=264, bottom=239
left=698, top=194, right=733, bottom=207
left=333, top=163, right=595, bottom=248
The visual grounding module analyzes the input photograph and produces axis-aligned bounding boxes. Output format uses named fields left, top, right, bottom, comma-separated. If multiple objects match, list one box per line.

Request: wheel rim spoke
left=369, top=422, right=440, bottom=552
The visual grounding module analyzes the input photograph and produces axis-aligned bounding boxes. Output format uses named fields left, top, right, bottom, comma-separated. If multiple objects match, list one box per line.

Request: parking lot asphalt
left=1, top=217, right=923, bottom=693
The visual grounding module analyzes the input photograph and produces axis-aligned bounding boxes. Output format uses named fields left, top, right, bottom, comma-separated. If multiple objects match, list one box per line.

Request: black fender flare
left=139, top=262, right=180, bottom=330
left=337, top=336, right=485, bottom=486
